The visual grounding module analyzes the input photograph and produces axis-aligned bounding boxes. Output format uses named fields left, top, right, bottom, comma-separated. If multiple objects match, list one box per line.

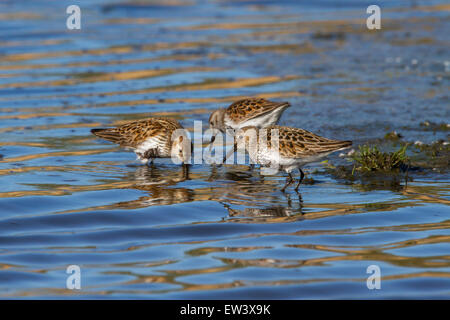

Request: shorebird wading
left=91, top=117, right=191, bottom=166
left=209, top=98, right=290, bottom=135
left=235, top=125, right=352, bottom=191
left=208, top=98, right=291, bottom=161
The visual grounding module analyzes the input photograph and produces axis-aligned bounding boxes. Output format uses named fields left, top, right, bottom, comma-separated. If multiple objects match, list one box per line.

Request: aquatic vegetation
left=420, top=121, right=450, bottom=132
left=351, top=145, right=409, bottom=173
left=327, top=138, right=449, bottom=190
left=322, top=144, right=411, bottom=192
left=411, top=140, right=449, bottom=171
left=384, top=131, right=403, bottom=141
left=414, top=139, right=449, bottom=157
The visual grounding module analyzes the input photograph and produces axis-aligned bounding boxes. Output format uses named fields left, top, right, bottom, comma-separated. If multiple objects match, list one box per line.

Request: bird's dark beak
left=208, top=134, right=216, bottom=152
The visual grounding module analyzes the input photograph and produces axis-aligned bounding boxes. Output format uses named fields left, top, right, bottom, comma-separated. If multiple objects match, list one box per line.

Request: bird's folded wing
left=91, top=118, right=181, bottom=149
left=274, top=127, right=352, bottom=157
left=227, top=98, right=290, bottom=123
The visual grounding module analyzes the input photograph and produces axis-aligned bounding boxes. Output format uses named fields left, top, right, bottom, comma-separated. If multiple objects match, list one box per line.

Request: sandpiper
left=209, top=98, right=290, bottom=134
left=91, top=117, right=191, bottom=165
left=208, top=98, right=291, bottom=162
left=235, top=125, right=352, bottom=191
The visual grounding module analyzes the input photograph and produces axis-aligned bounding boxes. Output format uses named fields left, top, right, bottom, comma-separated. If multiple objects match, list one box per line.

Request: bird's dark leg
left=281, top=172, right=294, bottom=192
left=144, top=148, right=158, bottom=166
left=297, top=192, right=303, bottom=204
left=146, top=158, right=156, bottom=169
left=182, top=163, right=190, bottom=179
left=258, top=169, right=264, bottom=183
left=285, top=192, right=292, bottom=207
left=294, top=169, right=305, bottom=192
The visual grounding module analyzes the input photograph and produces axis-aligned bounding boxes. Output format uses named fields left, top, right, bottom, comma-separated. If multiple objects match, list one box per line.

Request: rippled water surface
left=0, top=0, right=449, bottom=299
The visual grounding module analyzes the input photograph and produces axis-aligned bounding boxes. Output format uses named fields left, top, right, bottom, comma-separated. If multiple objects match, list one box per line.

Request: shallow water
left=0, top=0, right=449, bottom=299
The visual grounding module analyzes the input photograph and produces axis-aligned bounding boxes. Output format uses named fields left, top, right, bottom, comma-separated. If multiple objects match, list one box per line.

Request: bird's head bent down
left=171, top=134, right=193, bottom=165
left=208, top=108, right=226, bottom=133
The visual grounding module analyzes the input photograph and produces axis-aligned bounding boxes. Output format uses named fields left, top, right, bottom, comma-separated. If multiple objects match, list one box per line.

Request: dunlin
left=208, top=98, right=290, bottom=162
left=209, top=98, right=290, bottom=134
left=235, top=125, right=352, bottom=191
left=91, top=117, right=191, bottom=165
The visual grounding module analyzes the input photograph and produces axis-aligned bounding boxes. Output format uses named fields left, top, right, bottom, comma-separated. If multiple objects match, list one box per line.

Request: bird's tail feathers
left=91, top=128, right=121, bottom=144
left=317, top=140, right=352, bottom=153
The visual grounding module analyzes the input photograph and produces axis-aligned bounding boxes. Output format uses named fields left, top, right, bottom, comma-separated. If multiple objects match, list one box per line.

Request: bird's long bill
left=222, top=142, right=237, bottom=164
left=207, top=134, right=216, bottom=152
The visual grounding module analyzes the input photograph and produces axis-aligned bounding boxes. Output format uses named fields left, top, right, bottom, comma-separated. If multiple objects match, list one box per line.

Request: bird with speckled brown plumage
left=208, top=98, right=291, bottom=163
left=209, top=98, right=290, bottom=134
left=235, top=125, right=352, bottom=191
left=91, top=117, right=190, bottom=166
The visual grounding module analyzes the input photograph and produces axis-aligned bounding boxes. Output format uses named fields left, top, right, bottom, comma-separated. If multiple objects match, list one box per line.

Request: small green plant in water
left=351, top=145, right=409, bottom=174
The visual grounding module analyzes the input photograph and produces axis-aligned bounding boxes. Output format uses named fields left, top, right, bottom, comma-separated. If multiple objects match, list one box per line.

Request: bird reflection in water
left=201, top=165, right=305, bottom=222
left=110, top=164, right=305, bottom=221
left=115, top=164, right=194, bottom=208
left=128, top=163, right=190, bottom=185
left=223, top=192, right=304, bottom=223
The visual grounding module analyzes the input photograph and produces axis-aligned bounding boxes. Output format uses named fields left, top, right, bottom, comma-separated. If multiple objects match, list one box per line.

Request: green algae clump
left=351, top=145, right=409, bottom=174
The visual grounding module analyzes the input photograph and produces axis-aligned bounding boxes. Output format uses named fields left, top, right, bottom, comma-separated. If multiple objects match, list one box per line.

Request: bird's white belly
left=250, top=147, right=291, bottom=167
left=135, top=138, right=159, bottom=154
left=253, top=149, right=330, bottom=173
left=134, top=138, right=167, bottom=163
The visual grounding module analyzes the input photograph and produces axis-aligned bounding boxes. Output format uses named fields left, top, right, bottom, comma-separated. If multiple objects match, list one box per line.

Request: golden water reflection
left=0, top=0, right=448, bottom=299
